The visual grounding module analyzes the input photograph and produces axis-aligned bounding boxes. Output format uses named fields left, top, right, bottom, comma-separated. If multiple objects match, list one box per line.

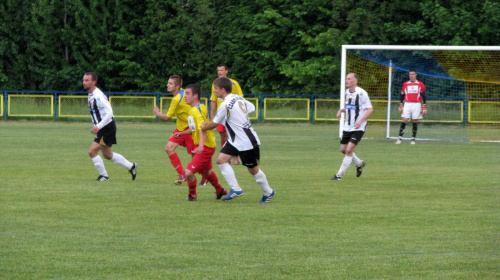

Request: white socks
left=217, top=163, right=242, bottom=191
left=336, top=156, right=353, bottom=177
left=92, top=155, right=108, bottom=176
left=351, top=153, right=362, bottom=167
left=110, top=152, right=133, bottom=170
left=253, top=170, right=273, bottom=196
left=92, top=153, right=133, bottom=177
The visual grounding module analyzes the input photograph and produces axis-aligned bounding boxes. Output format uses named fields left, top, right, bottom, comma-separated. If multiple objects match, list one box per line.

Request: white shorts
left=402, top=102, right=422, bottom=120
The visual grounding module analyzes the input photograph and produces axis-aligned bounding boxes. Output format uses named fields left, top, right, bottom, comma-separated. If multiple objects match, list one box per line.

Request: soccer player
left=331, top=73, right=373, bottom=181
left=201, top=77, right=275, bottom=203
left=174, top=84, right=227, bottom=201
left=83, top=72, right=137, bottom=181
left=396, top=69, right=427, bottom=145
left=209, top=64, right=244, bottom=165
left=153, top=75, right=195, bottom=184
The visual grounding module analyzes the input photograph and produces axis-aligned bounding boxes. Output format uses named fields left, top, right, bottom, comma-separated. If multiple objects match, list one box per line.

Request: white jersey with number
left=88, top=87, right=114, bottom=129
left=343, top=86, right=372, bottom=132
left=213, top=94, right=260, bottom=151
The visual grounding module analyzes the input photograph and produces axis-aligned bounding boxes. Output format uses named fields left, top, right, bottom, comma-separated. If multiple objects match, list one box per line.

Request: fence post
left=54, top=92, right=58, bottom=121
left=310, top=96, right=315, bottom=123
left=3, top=91, right=6, bottom=119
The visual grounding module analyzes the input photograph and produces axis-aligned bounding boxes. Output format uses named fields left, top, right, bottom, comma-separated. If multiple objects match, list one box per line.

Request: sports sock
left=351, top=153, right=362, bottom=167
left=110, top=152, right=133, bottom=169
left=253, top=170, right=273, bottom=196
left=187, top=177, right=197, bottom=196
left=206, top=171, right=223, bottom=193
left=336, top=156, right=353, bottom=177
left=217, top=163, right=242, bottom=191
left=168, top=153, right=184, bottom=175
left=92, top=155, right=108, bottom=176
left=412, top=122, right=418, bottom=138
left=399, top=122, right=406, bottom=137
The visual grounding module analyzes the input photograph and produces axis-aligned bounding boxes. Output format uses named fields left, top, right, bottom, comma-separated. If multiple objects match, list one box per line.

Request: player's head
left=409, top=69, right=417, bottom=82
left=184, top=84, right=201, bottom=105
left=345, top=72, right=358, bottom=88
left=217, top=64, right=229, bottom=78
left=82, top=72, right=97, bottom=91
left=167, top=75, right=183, bottom=93
left=213, top=77, right=232, bottom=97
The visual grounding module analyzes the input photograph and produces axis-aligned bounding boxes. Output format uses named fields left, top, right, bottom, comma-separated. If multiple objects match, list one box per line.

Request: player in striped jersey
left=83, top=72, right=137, bottom=181
left=202, top=77, right=275, bottom=203
left=331, top=73, right=373, bottom=181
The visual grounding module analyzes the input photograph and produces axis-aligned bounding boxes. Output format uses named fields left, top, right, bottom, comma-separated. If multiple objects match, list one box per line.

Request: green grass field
left=1, top=121, right=499, bottom=279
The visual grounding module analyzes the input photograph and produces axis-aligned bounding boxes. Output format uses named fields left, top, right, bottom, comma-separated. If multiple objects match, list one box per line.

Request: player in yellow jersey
left=153, top=75, right=195, bottom=185
left=174, top=84, right=227, bottom=201
left=209, top=64, right=243, bottom=167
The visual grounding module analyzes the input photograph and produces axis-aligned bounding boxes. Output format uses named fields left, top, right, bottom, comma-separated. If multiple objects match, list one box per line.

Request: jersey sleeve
left=95, top=94, right=113, bottom=129
left=210, top=85, right=218, bottom=102
left=166, top=94, right=181, bottom=118
left=231, top=79, right=244, bottom=97
left=245, top=99, right=255, bottom=114
left=213, top=103, right=227, bottom=124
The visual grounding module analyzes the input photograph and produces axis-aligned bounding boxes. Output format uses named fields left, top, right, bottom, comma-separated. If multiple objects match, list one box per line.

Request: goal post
left=340, top=45, right=500, bottom=141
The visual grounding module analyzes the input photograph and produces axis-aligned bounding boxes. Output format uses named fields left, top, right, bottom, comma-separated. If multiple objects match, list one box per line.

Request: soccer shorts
left=186, top=146, right=216, bottom=174
left=340, top=130, right=365, bottom=145
left=94, top=120, right=117, bottom=147
left=221, top=142, right=260, bottom=168
left=402, top=102, right=423, bottom=120
left=217, top=123, right=226, bottom=133
left=169, top=128, right=195, bottom=154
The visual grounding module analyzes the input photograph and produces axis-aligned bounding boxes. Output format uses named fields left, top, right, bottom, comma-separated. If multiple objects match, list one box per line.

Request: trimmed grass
left=1, top=121, right=499, bottom=279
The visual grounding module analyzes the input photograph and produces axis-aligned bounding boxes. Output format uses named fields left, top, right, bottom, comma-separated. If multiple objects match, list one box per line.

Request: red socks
left=168, top=153, right=184, bottom=175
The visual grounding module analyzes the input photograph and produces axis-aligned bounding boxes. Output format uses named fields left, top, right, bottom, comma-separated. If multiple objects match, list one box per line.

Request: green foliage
left=0, top=0, right=498, bottom=94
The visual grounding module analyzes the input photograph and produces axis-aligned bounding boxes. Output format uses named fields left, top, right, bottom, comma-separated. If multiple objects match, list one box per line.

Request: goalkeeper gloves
left=421, top=104, right=427, bottom=115
left=398, top=104, right=403, bottom=113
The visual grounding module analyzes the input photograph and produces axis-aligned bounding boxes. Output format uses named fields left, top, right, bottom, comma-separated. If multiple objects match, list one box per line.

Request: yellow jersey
left=188, top=103, right=216, bottom=148
left=166, top=89, right=191, bottom=131
left=211, top=78, right=243, bottom=110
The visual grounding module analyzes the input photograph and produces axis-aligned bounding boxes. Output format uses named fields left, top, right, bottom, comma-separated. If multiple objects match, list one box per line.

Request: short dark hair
left=185, top=84, right=201, bottom=100
left=169, top=75, right=183, bottom=87
left=85, top=72, right=98, bottom=82
left=409, top=69, right=417, bottom=74
left=217, top=64, right=228, bottom=70
left=213, top=77, right=232, bottom=93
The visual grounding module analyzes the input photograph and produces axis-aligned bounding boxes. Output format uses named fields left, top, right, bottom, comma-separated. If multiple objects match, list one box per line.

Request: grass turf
left=1, top=121, right=498, bottom=279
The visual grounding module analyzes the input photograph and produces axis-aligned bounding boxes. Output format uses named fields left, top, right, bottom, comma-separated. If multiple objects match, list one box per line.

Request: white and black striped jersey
left=343, top=86, right=372, bottom=132
left=213, top=94, right=260, bottom=151
left=88, top=87, right=114, bottom=129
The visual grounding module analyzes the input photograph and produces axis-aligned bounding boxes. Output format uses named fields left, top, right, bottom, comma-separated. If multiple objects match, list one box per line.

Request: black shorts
left=94, top=120, right=117, bottom=147
left=220, top=142, right=260, bottom=168
left=340, top=130, right=365, bottom=145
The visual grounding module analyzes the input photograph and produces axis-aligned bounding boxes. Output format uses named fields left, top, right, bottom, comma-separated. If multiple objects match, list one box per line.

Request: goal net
left=340, top=45, right=500, bottom=142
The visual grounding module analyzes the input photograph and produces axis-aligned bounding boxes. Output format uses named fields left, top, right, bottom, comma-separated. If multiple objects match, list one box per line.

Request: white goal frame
left=339, top=45, right=500, bottom=139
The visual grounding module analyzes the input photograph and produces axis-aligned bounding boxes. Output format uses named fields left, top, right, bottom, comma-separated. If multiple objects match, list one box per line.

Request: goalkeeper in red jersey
left=396, top=69, right=427, bottom=145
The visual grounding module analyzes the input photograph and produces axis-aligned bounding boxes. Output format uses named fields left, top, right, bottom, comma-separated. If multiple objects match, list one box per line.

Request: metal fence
left=1, top=90, right=499, bottom=124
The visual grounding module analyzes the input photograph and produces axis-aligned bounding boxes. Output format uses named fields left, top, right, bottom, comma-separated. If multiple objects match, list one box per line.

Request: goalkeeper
left=396, top=69, right=427, bottom=145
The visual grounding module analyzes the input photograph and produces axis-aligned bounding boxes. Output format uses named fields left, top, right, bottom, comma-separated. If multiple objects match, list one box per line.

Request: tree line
left=0, top=0, right=498, bottom=95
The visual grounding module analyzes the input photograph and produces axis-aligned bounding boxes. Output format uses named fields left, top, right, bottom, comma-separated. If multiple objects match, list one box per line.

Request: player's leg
left=239, top=146, right=274, bottom=202
left=411, top=103, right=422, bottom=145
left=411, top=120, right=418, bottom=144
left=89, top=141, right=109, bottom=181
left=165, top=140, right=185, bottom=184
left=184, top=168, right=197, bottom=201
left=397, top=117, right=409, bottom=144
left=216, top=143, right=243, bottom=200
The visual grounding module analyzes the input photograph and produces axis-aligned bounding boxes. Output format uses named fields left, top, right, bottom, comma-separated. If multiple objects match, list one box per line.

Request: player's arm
left=201, top=121, right=217, bottom=131
left=353, top=107, right=374, bottom=129
left=153, top=107, right=172, bottom=121
left=336, top=108, right=346, bottom=120
left=192, top=129, right=206, bottom=155
left=245, top=99, right=255, bottom=114
left=421, top=91, right=428, bottom=115
left=174, top=128, right=192, bottom=138
left=399, top=91, right=405, bottom=113
left=94, top=96, right=113, bottom=130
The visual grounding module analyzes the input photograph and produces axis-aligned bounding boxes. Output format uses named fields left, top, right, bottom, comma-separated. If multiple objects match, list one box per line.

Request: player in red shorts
left=175, top=84, right=227, bottom=201
left=396, top=69, right=428, bottom=145
left=153, top=75, right=195, bottom=184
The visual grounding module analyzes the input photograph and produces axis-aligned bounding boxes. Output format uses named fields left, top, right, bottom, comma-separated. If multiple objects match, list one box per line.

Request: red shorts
left=217, top=123, right=226, bottom=133
left=186, top=146, right=216, bottom=174
left=169, top=128, right=195, bottom=154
